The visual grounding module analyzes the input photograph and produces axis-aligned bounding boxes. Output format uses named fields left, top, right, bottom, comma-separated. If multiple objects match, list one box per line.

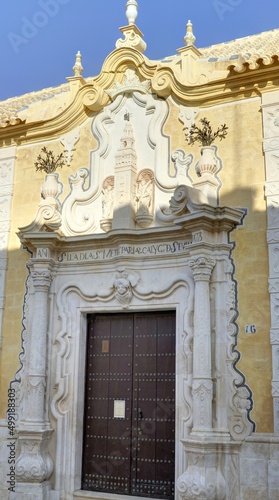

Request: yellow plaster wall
left=50, top=119, right=98, bottom=199
left=166, top=96, right=271, bottom=432
left=219, top=99, right=271, bottom=432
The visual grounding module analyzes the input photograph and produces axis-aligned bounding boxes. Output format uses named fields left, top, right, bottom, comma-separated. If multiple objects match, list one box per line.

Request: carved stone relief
left=158, top=184, right=208, bottom=225
left=171, top=149, right=193, bottom=186
left=263, top=107, right=279, bottom=138
left=275, top=398, right=279, bottom=432
left=113, top=118, right=138, bottom=230
left=263, top=138, right=279, bottom=152
left=15, top=430, right=53, bottom=483
left=169, top=185, right=190, bottom=217
left=266, top=153, right=279, bottom=180
left=19, top=173, right=62, bottom=233
left=135, top=169, right=154, bottom=227
left=100, top=176, right=114, bottom=232
left=270, top=328, right=279, bottom=343
left=62, top=69, right=189, bottom=236
left=271, top=294, right=279, bottom=327
left=14, top=262, right=54, bottom=494
left=113, top=268, right=140, bottom=308
left=265, top=181, right=279, bottom=197
left=274, top=348, right=279, bottom=378
left=60, top=128, right=80, bottom=166
left=270, top=246, right=279, bottom=275
left=106, top=68, right=151, bottom=100
left=267, top=198, right=279, bottom=227
left=267, top=229, right=279, bottom=244
left=177, top=451, right=226, bottom=500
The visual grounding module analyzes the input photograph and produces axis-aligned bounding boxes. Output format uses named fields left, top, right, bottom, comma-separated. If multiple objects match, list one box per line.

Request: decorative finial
left=184, top=20, right=196, bottom=47
left=72, top=51, right=84, bottom=77
left=116, top=1, right=146, bottom=53
left=126, top=0, right=138, bottom=25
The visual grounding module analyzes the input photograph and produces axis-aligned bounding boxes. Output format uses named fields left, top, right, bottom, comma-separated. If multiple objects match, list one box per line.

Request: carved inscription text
left=58, top=240, right=191, bottom=263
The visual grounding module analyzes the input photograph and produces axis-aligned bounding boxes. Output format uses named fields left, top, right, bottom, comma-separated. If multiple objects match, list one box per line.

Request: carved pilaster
left=23, top=269, right=52, bottom=423
left=177, top=443, right=226, bottom=500
left=15, top=262, right=54, bottom=495
left=178, top=252, right=244, bottom=498
left=189, top=257, right=215, bottom=281
left=189, top=257, right=215, bottom=434
left=15, top=429, right=53, bottom=483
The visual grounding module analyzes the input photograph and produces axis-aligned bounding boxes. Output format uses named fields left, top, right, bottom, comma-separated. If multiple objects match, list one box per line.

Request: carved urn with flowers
left=35, top=147, right=64, bottom=202
left=187, top=117, right=228, bottom=177
left=33, top=147, right=66, bottom=231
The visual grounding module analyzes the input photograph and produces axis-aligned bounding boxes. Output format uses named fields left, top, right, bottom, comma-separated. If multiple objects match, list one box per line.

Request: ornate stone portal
left=13, top=68, right=254, bottom=500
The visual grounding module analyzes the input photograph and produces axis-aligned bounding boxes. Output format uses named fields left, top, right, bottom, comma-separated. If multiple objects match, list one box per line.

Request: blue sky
left=0, top=0, right=278, bottom=102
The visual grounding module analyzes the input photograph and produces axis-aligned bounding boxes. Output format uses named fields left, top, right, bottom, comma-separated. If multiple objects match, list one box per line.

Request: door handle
left=138, top=408, right=143, bottom=420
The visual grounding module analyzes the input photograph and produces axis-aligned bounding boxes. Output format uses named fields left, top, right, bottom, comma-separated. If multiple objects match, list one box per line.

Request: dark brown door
left=82, top=311, right=175, bottom=499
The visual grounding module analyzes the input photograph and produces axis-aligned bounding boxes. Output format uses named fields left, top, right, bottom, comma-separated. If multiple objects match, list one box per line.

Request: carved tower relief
left=113, top=113, right=138, bottom=229
left=61, top=68, right=191, bottom=237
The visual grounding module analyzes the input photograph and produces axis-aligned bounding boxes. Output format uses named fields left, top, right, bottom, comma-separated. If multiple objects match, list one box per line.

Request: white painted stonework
left=11, top=77, right=260, bottom=500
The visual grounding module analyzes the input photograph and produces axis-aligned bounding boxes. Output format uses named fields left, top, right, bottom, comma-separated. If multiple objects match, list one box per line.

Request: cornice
left=0, top=48, right=278, bottom=146
left=152, top=60, right=279, bottom=106
left=17, top=204, right=243, bottom=258
left=18, top=225, right=186, bottom=252
left=0, top=49, right=158, bottom=146
left=95, top=48, right=158, bottom=83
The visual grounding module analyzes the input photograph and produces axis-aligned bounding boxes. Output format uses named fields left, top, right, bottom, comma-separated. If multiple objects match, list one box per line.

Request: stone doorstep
left=73, top=492, right=165, bottom=500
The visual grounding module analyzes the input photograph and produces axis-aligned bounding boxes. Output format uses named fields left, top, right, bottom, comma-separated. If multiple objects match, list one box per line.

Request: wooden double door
left=82, top=311, right=175, bottom=499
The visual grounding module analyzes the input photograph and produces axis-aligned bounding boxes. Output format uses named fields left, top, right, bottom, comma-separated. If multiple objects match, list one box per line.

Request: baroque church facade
left=0, top=1, right=279, bottom=498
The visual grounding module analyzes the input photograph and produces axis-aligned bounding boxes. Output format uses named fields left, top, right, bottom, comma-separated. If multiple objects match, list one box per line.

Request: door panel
left=82, top=311, right=175, bottom=499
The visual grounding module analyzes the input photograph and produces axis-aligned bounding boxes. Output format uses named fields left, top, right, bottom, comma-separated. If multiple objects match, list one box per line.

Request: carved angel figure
left=135, top=170, right=154, bottom=216
left=102, top=176, right=114, bottom=219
